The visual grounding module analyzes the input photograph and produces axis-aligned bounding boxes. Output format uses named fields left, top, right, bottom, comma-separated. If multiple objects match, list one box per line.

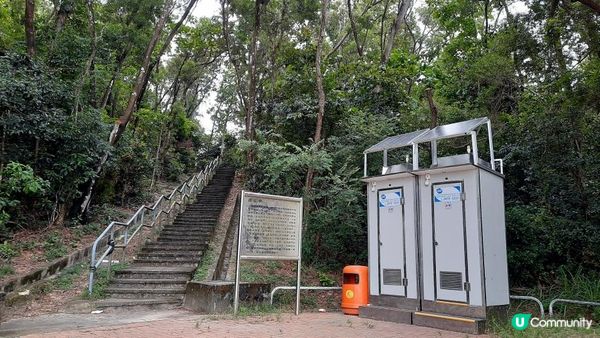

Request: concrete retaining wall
left=184, top=280, right=270, bottom=313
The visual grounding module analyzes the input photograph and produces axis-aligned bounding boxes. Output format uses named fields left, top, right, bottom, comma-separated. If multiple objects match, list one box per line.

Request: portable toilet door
left=431, top=181, right=468, bottom=303
left=377, top=187, right=407, bottom=297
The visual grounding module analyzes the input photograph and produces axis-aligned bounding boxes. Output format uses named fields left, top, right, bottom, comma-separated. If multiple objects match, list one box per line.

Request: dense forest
left=0, top=0, right=599, bottom=291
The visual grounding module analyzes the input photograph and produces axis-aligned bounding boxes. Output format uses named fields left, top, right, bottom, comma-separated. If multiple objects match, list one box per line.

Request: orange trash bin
left=341, top=265, right=368, bottom=315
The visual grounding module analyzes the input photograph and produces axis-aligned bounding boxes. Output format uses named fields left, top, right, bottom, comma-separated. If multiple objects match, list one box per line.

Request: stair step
left=175, top=217, right=218, bottom=221
left=115, top=266, right=195, bottom=279
left=359, top=305, right=413, bottom=324
left=413, top=311, right=485, bottom=335
left=95, top=298, right=182, bottom=309
left=133, top=258, right=199, bottom=265
left=143, top=244, right=206, bottom=251
left=162, top=225, right=215, bottom=232
left=155, top=239, right=208, bottom=245
left=159, top=232, right=212, bottom=237
left=112, top=278, right=189, bottom=284
left=136, top=252, right=201, bottom=259
left=170, top=222, right=217, bottom=227
left=140, top=247, right=201, bottom=253
left=160, top=230, right=213, bottom=235
left=157, top=235, right=210, bottom=240
left=158, top=236, right=211, bottom=241
left=111, top=279, right=189, bottom=289
left=105, top=287, right=186, bottom=299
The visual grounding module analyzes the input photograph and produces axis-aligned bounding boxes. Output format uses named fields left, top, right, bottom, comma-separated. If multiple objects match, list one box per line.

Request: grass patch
left=193, top=248, right=215, bottom=281
left=43, top=232, right=68, bottom=261
left=509, top=268, right=600, bottom=325
left=51, top=263, right=85, bottom=290
left=0, top=265, right=14, bottom=277
left=72, top=222, right=102, bottom=239
left=82, top=263, right=127, bottom=300
left=16, top=240, right=37, bottom=251
left=237, top=303, right=282, bottom=317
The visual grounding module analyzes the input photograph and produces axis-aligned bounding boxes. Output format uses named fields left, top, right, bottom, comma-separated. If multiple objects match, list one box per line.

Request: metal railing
left=549, top=298, right=600, bottom=317
left=510, top=295, right=545, bottom=318
left=270, top=286, right=341, bottom=305
left=87, top=155, right=222, bottom=293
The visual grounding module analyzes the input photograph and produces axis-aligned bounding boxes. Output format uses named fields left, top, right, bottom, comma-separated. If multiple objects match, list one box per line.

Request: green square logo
left=512, top=313, right=532, bottom=330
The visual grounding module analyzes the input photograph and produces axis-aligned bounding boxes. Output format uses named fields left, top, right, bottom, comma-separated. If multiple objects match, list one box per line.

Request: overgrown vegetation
left=193, top=248, right=215, bottom=281
left=0, top=0, right=214, bottom=244
left=42, top=232, right=68, bottom=261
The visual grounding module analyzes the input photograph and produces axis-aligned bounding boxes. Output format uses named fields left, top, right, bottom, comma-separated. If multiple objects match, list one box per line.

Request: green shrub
left=318, top=272, right=336, bottom=287
left=0, top=242, right=18, bottom=262
left=0, top=162, right=49, bottom=236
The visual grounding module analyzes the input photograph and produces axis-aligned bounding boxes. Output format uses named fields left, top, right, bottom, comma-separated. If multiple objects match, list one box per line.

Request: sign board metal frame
left=234, top=191, right=303, bottom=315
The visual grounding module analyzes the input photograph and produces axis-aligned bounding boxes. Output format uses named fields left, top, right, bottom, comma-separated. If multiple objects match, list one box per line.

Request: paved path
left=1, top=310, right=484, bottom=337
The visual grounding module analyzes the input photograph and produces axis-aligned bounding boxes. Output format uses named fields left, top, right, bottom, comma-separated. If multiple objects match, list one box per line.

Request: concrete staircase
left=96, top=166, right=235, bottom=309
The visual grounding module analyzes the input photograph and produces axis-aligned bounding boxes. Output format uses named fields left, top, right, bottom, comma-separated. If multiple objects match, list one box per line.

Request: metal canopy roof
left=364, top=129, right=429, bottom=154
left=412, top=117, right=489, bottom=144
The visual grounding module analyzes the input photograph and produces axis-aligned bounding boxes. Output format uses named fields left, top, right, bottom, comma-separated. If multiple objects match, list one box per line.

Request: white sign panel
left=239, top=191, right=303, bottom=259
left=235, top=191, right=303, bottom=315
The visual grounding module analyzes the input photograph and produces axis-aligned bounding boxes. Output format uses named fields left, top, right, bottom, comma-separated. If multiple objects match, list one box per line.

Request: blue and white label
left=379, top=191, right=402, bottom=208
left=433, top=185, right=462, bottom=204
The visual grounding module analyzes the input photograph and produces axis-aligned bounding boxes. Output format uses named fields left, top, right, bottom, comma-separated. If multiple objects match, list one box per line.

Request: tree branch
left=575, top=0, right=600, bottom=14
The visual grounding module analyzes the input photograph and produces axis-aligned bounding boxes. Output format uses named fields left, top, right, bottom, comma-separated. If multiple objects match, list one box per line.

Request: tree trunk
left=221, top=0, right=251, bottom=120
left=425, top=88, right=438, bottom=128
left=135, top=0, right=198, bottom=110
left=78, top=0, right=177, bottom=216
left=99, top=45, right=131, bottom=110
left=327, top=0, right=380, bottom=60
left=150, top=131, right=163, bottom=190
left=25, top=0, right=35, bottom=58
left=380, top=0, right=390, bottom=61
left=107, top=0, right=176, bottom=147
left=73, top=0, right=98, bottom=113
left=55, top=1, right=71, bottom=33
left=347, top=0, right=363, bottom=57
left=304, top=0, right=329, bottom=220
left=245, top=0, right=264, bottom=164
left=381, top=0, right=412, bottom=65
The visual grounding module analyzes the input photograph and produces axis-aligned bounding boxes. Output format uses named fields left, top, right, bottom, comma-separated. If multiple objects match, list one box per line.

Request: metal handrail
left=510, top=295, right=545, bottom=318
left=549, top=298, right=600, bottom=317
left=87, top=155, right=222, bottom=293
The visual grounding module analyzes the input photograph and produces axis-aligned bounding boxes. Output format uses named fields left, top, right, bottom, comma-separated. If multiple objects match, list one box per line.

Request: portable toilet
left=359, top=129, right=428, bottom=323
left=410, top=118, right=509, bottom=333
left=359, top=117, right=509, bottom=334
